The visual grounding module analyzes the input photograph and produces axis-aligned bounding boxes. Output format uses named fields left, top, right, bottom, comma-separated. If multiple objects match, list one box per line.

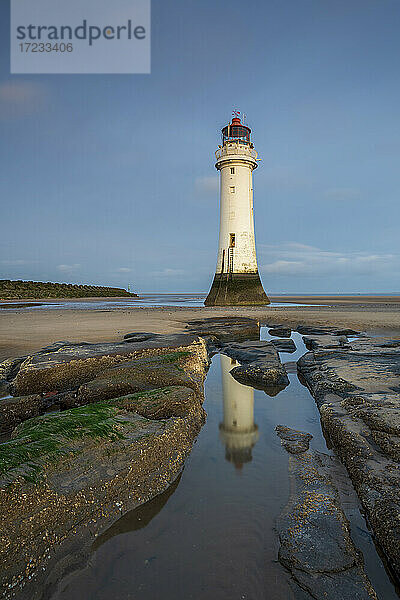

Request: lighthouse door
left=227, top=234, right=235, bottom=274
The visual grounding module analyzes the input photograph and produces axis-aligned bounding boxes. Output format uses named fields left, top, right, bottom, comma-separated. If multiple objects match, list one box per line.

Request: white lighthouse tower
left=205, top=113, right=269, bottom=306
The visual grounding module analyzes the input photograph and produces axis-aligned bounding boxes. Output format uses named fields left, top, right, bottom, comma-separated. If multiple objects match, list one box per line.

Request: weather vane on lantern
left=232, top=110, right=246, bottom=124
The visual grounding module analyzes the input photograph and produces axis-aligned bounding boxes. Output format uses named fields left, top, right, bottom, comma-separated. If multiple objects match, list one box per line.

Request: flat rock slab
left=276, top=429, right=377, bottom=599
left=11, top=334, right=203, bottom=396
left=302, top=334, right=349, bottom=350
left=297, top=325, right=339, bottom=335
left=221, top=341, right=289, bottom=392
left=334, top=328, right=361, bottom=336
left=297, top=334, right=400, bottom=581
left=271, top=338, right=296, bottom=353
left=276, top=425, right=312, bottom=454
left=297, top=325, right=359, bottom=337
left=77, top=353, right=202, bottom=405
left=186, top=317, right=259, bottom=342
left=123, top=332, right=157, bottom=342
left=268, top=327, right=291, bottom=338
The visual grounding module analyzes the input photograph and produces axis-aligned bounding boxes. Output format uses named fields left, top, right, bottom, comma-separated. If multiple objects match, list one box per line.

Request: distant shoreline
left=0, top=280, right=138, bottom=301
left=1, top=294, right=400, bottom=307
left=0, top=296, right=140, bottom=304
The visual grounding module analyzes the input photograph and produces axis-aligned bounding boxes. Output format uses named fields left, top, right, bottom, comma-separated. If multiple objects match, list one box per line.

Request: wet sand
left=269, top=294, right=400, bottom=304
left=1, top=295, right=400, bottom=361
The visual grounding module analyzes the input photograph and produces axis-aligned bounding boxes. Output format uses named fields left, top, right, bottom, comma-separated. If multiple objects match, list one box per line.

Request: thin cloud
left=1, top=259, right=34, bottom=266
left=151, top=268, right=185, bottom=277
left=195, top=176, right=219, bottom=195
left=116, top=267, right=132, bottom=273
left=260, top=166, right=315, bottom=192
left=57, top=264, right=81, bottom=273
left=259, top=242, right=398, bottom=278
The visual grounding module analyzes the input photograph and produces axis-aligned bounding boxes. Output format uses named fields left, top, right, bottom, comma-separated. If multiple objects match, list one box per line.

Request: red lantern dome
left=221, top=116, right=251, bottom=145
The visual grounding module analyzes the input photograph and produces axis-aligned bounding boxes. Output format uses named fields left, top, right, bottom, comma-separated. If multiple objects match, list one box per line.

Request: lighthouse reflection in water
left=219, top=354, right=259, bottom=470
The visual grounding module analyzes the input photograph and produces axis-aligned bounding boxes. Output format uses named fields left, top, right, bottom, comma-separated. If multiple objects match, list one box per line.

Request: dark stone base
left=204, top=272, right=270, bottom=306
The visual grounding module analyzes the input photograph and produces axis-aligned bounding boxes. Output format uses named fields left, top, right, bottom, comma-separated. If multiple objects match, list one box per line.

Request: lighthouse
left=205, top=113, right=269, bottom=306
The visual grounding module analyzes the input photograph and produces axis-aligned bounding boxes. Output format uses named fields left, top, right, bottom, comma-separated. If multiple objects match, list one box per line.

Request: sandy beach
left=1, top=295, right=399, bottom=361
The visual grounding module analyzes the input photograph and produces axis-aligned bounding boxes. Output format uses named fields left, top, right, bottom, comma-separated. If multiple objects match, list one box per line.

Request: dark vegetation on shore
left=0, top=280, right=137, bottom=300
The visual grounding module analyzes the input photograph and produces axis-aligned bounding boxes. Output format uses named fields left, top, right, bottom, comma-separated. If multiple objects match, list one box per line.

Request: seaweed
left=0, top=402, right=125, bottom=482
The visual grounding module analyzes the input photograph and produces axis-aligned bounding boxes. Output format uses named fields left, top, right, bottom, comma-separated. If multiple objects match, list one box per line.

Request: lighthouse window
left=229, top=234, right=236, bottom=247
left=230, top=186, right=235, bottom=193
left=230, top=167, right=235, bottom=174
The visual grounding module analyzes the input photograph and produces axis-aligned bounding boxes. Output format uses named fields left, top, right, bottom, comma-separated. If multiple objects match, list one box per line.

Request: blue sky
left=1, top=0, right=400, bottom=293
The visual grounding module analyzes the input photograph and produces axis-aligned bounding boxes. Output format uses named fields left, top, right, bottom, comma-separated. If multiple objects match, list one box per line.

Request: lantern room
left=221, top=116, right=251, bottom=145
